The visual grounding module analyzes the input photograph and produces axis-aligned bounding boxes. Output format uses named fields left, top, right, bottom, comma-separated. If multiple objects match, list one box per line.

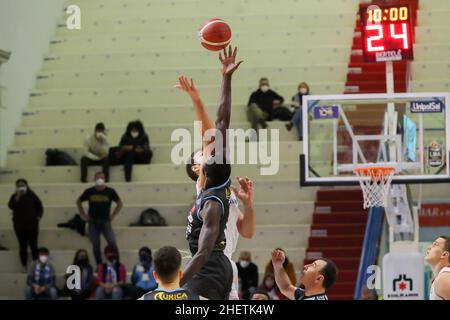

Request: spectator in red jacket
left=95, top=245, right=126, bottom=300
left=8, top=179, right=43, bottom=269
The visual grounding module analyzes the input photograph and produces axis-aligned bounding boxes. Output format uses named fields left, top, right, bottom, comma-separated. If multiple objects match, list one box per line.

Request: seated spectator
left=25, top=247, right=58, bottom=300
left=80, top=122, right=109, bottom=183
left=65, top=249, right=94, bottom=300
left=95, top=245, right=126, bottom=300
left=259, top=273, right=283, bottom=300
left=8, top=179, right=43, bottom=270
left=77, top=172, right=122, bottom=266
left=250, top=289, right=271, bottom=300
left=285, top=82, right=310, bottom=141
left=114, top=120, right=153, bottom=182
left=236, top=251, right=258, bottom=299
left=129, top=246, right=157, bottom=298
left=139, top=246, right=206, bottom=300
left=265, top=248, right=296, bottom=286
left=247, top=78, right=284, bottom=138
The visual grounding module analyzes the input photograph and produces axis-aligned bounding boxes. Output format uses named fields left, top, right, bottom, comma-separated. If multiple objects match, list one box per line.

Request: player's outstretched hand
left=219, top=45, right=243, bottom=76
left=230, top=176, right=253, bottom=206
left=175, top=75, right=200, bottom=100
left=271, top=249, right=286, bottom=268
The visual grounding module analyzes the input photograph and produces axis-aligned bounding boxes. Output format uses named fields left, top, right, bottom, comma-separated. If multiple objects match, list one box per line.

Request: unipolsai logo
left=410, top=100, right=444, bottom=113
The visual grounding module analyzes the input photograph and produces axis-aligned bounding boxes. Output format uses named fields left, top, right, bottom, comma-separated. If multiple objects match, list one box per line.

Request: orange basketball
left=198, top=18, right=232, bottom=51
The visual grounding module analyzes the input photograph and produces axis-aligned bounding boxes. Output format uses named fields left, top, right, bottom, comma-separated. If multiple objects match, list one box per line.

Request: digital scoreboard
left=360, top=4, right=414, bottom=63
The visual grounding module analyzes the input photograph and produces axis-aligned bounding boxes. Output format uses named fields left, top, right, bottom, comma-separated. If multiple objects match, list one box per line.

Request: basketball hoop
left=354, top=163, right=397, bottom=209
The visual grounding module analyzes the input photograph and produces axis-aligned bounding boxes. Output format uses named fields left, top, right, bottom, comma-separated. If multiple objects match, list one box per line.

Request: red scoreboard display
left=360, top=4, right=414, bottom=63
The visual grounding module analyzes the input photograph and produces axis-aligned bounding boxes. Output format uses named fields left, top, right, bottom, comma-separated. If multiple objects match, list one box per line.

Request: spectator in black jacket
left=114, top=120, right=153, bottom=182
left=236, top=251, right=259, bottom=299
left=65, top=249, right=94, bottom=300
left=247, top=78, right=284, bottom=138
left=8, top=179, right=43, bottom=269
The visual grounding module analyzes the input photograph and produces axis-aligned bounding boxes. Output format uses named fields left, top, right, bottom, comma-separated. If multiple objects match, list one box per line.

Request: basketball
left=198, top=18, right=232, bottom=51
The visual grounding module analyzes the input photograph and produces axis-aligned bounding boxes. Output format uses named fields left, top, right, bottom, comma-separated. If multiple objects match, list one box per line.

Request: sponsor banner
left=410, top=100, right=444, bottom=113
left=313, top=105, right=339, bottom=120
left=427, top=141, right=443, bottom=168
left=383, top=252, right=424, bottom=300
left=419, top=203, right=450, bottom=226
left=376, top=49, right=403, bottom=62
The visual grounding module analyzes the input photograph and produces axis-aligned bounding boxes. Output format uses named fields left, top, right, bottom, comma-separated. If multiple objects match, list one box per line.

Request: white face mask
left=95, top=178, right=105, bottom=187
left=131, top=131, right=139, bottom=139
left=239, top=260, right=250, bottom=268
left=17, top=186, right=27, bottom=193
left=96, top=132, right=106, bottom=140
left=260, top=85, right=270, bottom=93
left=39, top=255, right=48, bottom=264
left=299, top=88, right=308, bottom=95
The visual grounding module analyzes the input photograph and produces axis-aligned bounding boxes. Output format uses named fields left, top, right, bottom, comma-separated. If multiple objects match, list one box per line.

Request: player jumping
left=177, top=47, right=256, bottom=300
left=175, top=46, right=244, bottom=299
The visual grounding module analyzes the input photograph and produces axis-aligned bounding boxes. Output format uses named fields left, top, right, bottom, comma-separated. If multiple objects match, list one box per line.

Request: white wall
left=0, top=0, right=66, bottom=166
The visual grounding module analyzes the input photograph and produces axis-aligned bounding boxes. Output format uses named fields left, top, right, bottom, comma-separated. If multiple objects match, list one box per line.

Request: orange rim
left=354, top=166, right=395, bottom=183
left=354, top=166, right=395, bottom=175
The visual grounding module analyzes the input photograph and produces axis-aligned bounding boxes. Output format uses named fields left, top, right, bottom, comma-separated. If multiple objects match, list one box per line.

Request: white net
left=354, top=164, right=396, bottom=209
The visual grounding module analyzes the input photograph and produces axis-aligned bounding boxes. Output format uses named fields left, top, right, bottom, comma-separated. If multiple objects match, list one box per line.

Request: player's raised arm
left=175, top=75, right=215, bottom=147
left=215, top=46, right=243, bottom=153
left=272, top=249, right=297, bottom=300
left=180, top=200, right=222, bottom=285
left=232, top=176, right=256, bottom=239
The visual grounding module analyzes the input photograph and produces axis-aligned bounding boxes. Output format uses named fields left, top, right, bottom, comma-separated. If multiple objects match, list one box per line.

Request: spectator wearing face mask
left=80, top=122, right=110, bottom=183
left=259, top=273, right=283, bottom=300
left=236, top=251, right=258, bottom=299
left=95, top=245, right=126, bottom=300
left=247, top=78, right=284, bottom=138
left=25, top=247, right=58, bottom=300
left=265, top=248, right=296, bottom=286
left=8, top=179, right=43, bottom=269
left=76, top=172, right=123, bottom=266
left=65, top=249, right=94, bottom=300
left=127, top=246, right=157, bottom=298
left=114, top=120, right=153, bottom=182
left=285, top=82, right=310, bottom=141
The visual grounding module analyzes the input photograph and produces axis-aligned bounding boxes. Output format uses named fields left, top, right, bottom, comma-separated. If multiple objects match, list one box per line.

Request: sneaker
left=285, top=122, right=293, bottom=131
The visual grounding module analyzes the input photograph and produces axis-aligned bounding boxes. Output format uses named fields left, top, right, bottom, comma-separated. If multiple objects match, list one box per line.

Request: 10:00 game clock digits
left=360, top=4, right=414, bottom=62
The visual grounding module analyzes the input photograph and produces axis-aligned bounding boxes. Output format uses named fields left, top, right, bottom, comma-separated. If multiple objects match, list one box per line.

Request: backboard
left=300, top=92, right=450, bottom=186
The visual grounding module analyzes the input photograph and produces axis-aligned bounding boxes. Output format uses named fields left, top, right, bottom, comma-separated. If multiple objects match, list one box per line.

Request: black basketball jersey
left=186, top=179, right=231, bottom=255
left=139, top=288, right=200, bottom=300
left=294, top=288, right=328, bottom=300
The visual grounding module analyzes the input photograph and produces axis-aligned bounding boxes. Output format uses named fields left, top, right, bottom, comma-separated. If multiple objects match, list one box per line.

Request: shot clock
left=360, top=4, right=414, bottom=63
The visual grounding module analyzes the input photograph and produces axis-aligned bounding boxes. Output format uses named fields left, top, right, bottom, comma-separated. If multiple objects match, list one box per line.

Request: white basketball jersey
left=224, top=192, right=239, bottom=260
left=430, top=266, right=450, bottom=300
